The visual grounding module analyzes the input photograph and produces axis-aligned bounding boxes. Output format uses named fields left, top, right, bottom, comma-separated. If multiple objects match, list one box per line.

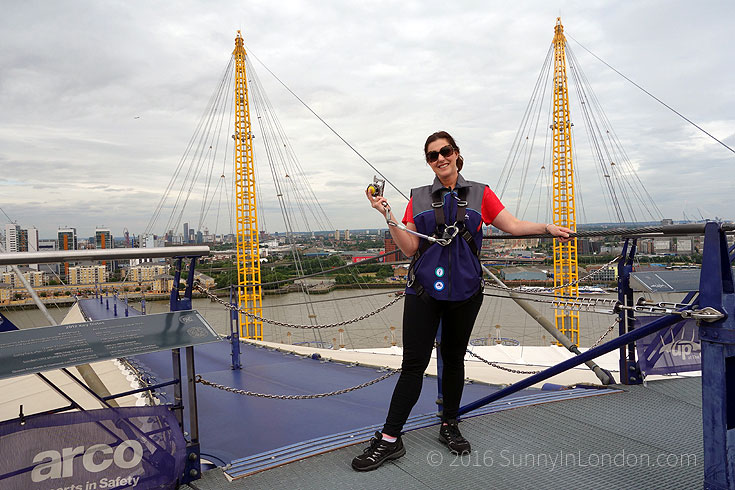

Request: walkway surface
left=182, top=376, right=702, bottom=490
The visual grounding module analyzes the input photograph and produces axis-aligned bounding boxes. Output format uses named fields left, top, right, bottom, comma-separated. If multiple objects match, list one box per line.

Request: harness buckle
left=439, top=223, right=459, bottom=247
left=431, top=202, right=443, bottom=208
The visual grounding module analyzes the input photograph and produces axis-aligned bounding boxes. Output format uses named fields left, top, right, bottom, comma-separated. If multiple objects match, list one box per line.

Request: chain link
left=195, top=284, right=404, bottom=329
left=589, top=318, right=619, bottom=348
left=465, top=349, right=542, bottom=375
left=195, top=370, right=399, bottom=399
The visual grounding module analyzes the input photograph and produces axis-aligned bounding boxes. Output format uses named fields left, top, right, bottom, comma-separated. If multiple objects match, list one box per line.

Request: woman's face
left=426, top=138, right=458, bottom=183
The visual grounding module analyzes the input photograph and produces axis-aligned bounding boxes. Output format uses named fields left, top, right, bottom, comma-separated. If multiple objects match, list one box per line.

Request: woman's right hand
left=365, top=187, right=390, bottom=215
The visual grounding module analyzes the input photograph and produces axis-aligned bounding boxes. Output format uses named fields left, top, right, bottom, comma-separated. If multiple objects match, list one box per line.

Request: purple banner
left=636, top=316, right=701, bottom=375
left=0, top=406, right=186, bottom=490
left=0, top=311, right=19, bottom=332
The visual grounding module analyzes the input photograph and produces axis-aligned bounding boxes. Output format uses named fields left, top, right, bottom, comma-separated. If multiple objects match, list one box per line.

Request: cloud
left=1, top=0, right=733, bottom=239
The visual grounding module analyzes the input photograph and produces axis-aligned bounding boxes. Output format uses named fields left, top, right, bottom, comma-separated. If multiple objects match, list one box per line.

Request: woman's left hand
left=546, top=223, right=573, bottom=243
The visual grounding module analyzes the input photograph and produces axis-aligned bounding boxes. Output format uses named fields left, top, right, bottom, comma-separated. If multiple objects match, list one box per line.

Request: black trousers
left=382, top=289, right=483, bottom=437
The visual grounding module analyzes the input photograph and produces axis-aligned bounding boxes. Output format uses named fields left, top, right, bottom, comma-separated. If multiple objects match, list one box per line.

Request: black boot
left=351, top=432, right=406, bottom=471
left=439, top=419, right=471, bottom=454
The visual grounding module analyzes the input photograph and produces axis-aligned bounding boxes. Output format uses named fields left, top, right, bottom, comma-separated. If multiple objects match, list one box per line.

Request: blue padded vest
left=406, top=174, right=486, bottom=301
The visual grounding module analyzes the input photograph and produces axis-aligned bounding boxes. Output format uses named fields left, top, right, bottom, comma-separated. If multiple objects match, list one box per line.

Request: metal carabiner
left=442, top=224, right=459, bottom=241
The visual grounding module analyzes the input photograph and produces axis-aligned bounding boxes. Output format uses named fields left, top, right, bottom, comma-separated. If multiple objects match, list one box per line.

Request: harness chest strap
left=416, top=186, right=478, bottom=256
left=407, top=186, right=479, bottom=294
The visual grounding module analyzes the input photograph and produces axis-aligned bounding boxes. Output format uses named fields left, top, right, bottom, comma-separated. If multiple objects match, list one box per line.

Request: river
left=2, top=288, right=687, bottom=349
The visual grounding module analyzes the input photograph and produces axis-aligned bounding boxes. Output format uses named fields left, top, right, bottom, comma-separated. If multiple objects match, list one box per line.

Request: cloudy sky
left=1, top=0, right=733, bottom=240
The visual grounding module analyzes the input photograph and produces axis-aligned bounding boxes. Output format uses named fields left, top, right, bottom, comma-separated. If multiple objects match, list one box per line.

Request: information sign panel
left=0, top=310, right=219, bottom=380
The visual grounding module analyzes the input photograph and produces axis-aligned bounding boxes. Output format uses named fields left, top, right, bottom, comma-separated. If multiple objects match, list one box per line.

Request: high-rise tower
left=58, top=227, right=78, bottom=278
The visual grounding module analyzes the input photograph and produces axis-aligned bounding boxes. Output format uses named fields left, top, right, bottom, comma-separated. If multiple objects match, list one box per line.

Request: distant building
left=393, top=265, right=409, bottom=280
left=2, top=269, right=45, bottom=288
left=586, top=264, right=618, bottom=281
left=600, top=244, right=624, bottom=255
left=58, top=228, right=78, bottom=251
left=194, top=272, right=215, bottom=288
left=344, top=229, right=351, bottom=240
left=95, top=228, right=113, bottom=250
left=676, top=238, right=693, bottom=254
left=183, top=223, right=189, bottom=244
left=153, top=273, right=175, bottom=293
left=3, top=224, right=40, bottom=271
left=639, top=239, right=654, bottom=255
left=19, top=227, right=38, bottom=253
left=37, top=239, right=59, bottom=276
left=57, top=227, right=78, bottom=278
left=38, top=239, right=56, bottom=252
left=95, top=228, right=113, bottom=269
left=4, top=224, right=20, bottom=253
left=68, top=265, right=107, bottom=285
left=578, top=238, right=601, bottom=255
left=334, top=230, right=341, bottom=241
left=0, top=283, right=11, bottom=303
left=384, top=231, right=407, bottom=263
left=131, top=234, right=163, bottom=265
left=128, top=264, right=169, bottom=282
left=654, top=239, right=673, bottom=254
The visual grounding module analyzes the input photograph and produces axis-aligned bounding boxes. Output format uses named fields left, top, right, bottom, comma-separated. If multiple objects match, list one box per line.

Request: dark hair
left=424, top=130, right=464, bottom=171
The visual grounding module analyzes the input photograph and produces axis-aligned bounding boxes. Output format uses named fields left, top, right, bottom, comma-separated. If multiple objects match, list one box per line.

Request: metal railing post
left=617, top=238, right=642, bottom=384
left=230, top=285, right=242, bottom=370
left=699, top=222, right=735, bottom=489
left=182, top=346, right=201, bottom=483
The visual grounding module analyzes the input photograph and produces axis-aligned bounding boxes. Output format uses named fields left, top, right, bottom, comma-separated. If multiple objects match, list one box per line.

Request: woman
left=351, top=131, right=571, bottom=472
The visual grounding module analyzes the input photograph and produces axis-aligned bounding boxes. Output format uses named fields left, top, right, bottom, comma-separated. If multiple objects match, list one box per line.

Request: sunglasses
left=426, top=145, right=455, bottom=163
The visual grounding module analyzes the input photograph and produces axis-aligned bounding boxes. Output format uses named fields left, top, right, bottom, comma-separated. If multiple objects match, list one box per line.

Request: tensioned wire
left=567, top=43, right=661, bottom=223
left=244, top=45, right=409, bottom=202
left=566, top=45, right=662, bottom=221
left=568, top=33, right=735, bottom=157
left=146, top=57, right=235, bottom=237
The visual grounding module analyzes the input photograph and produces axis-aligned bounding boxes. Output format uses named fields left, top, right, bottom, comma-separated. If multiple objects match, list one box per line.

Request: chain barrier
left=465, top=349, right=541, bottom=375
left=195, top=370, right=399, bottom=399
left=589, top=318, right=619, bottom=349
left=195, top=284, right=404, bottom=329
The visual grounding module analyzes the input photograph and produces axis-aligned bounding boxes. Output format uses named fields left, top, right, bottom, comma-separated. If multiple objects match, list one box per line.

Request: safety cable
left=568, top=34, right=735, bottom=156
left=244, top=47, right=409, bottom=201
left=489, top=223, right=735, bottom=240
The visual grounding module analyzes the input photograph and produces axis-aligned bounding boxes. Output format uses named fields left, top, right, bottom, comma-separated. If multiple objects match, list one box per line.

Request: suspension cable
left=244, top=47, right=409, bottom=201
left=568, top=34, right=735, bottom=156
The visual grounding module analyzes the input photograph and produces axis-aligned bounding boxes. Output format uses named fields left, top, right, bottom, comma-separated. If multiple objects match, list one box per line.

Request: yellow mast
left=551, top=18, right=580, bottom=345
left=233, top=31, right=263, bottom=340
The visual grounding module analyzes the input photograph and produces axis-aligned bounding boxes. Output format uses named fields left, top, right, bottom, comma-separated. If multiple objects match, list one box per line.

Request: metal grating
left=224, top=387, right=621, bottom=479
left=182, top=377, right=702, bottom=489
